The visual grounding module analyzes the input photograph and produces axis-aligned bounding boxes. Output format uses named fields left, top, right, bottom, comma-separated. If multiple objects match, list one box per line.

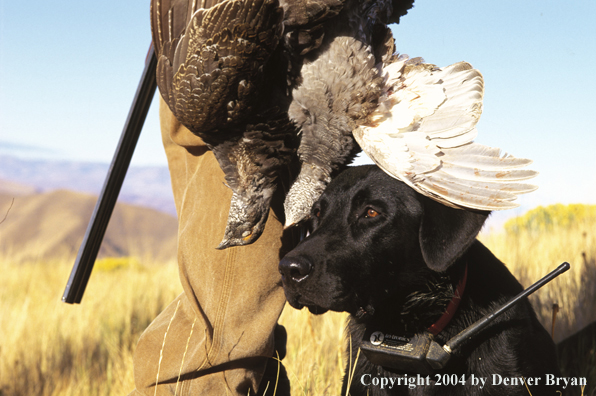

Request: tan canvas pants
left=129, top=99, right=292, bottom=395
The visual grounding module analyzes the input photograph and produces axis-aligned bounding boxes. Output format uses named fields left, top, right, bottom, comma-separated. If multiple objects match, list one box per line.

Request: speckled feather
left=151, top=0, right=416, bottom=246
left=158, top=0, right=283, bottom=134
left=152, top=0, right=300, bottom=248
left=283, top=0, right=399, bottom=227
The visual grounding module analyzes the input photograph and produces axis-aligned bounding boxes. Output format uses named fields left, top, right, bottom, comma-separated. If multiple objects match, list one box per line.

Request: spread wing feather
left=354, top=57, right=537, bottom=211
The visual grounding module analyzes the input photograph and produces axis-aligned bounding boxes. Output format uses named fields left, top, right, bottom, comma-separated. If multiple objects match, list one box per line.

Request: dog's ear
left=419, top=197, right=489, bottom=272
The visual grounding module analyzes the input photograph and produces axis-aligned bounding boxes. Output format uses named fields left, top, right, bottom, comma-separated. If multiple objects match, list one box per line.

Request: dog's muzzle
left=279, top=256, right=322, bottom=312
left=279, top=257, right=312, bottom=284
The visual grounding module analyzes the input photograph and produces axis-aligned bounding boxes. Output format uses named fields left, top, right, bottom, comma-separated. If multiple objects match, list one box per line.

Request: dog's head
left=279, top=165, right=488, bottom=317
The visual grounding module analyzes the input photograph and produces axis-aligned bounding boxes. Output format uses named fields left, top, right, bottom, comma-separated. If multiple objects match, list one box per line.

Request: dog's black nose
left=279, top=257, right=312, bottom=283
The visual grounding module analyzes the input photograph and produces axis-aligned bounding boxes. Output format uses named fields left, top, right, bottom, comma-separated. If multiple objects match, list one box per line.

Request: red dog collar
left=427, top=263, right=468, bottom=336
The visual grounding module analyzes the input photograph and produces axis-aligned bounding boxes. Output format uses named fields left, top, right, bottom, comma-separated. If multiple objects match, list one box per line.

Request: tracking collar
left=360, top=263, right=468, bottom=374
left=360, top=262, right=569, bottom=375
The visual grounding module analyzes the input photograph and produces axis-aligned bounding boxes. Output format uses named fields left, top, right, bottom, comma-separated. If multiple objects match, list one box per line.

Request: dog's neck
left=363, top=259, right=467, bottom=337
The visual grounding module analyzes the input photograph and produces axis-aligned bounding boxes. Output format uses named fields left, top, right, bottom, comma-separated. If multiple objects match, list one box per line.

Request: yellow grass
left=278, top=308, right=348, bottom=396
left=0, top=252, right=350, bottom=396
left=1, top=203, right=594, bottom=395
left=0, top=254, right=182, bottom=396
left=480, top=204, right=596, bottom=343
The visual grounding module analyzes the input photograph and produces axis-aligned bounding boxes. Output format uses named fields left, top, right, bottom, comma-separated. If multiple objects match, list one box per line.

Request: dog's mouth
left=306, top=305, right=329, bottom=315
left=286, top=294, right=329, bottom=315
left=289, top=301, right=329, bottom=315
left=286, top=289, right=365, bottom=316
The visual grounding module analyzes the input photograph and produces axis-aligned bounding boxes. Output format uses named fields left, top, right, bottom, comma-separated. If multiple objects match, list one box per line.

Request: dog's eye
left=365, top=208, right=379, bottom=218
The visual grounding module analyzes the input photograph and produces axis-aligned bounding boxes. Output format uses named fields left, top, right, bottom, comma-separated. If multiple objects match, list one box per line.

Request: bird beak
left=284, top=213, right=312, bottom=230
left=216, top=239, right=232, bottom=250
left=283, top=222, right=296, bottom=231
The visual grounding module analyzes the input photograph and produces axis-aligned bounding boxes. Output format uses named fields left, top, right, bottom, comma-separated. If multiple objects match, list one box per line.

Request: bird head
left=283, top=165, right=331, bottom=229
left=216, top=190, right=273, bottom=249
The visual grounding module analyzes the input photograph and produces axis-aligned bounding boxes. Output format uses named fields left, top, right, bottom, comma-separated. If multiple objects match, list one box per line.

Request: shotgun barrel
left=62, top=46, right=158, bottom=304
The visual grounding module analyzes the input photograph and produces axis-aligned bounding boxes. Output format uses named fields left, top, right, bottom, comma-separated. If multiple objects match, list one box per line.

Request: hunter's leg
left=129, top=98, right=290, bottom=395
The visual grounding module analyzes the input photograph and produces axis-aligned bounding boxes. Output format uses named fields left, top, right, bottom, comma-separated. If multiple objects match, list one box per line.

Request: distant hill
left=0, top=179, right=38, bottom=196
left=0, top=189, right=177, bottom=262
left=0, top=155, right=176, bottom=216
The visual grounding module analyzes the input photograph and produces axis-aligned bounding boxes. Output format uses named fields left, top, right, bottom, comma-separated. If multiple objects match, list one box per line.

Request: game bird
left=285, top=53, right=538, bottom=226
left=151, top=0, right=536, bottom=247
left=150, top=0, right=413, bottom=247
left=151, top=0, right=296, bottom=249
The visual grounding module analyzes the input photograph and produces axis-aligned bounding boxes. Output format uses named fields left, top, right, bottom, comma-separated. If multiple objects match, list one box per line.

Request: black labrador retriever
left=279, top=165, right=562, bottom=395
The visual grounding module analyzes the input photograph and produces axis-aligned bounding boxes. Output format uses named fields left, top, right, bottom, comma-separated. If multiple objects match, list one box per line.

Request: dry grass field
left=0, top=203, right=594, bottom=395
left=480, top=204, right=596, bottom=344
left=0, top=255, right=181, bottom=396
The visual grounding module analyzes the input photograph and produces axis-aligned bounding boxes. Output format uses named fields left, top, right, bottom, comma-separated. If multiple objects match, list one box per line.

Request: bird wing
left=151, top=0, right=224, bottom=97
left=151, top=0, right=284, bottom=138
left=354, top=58, right=537, bottom=211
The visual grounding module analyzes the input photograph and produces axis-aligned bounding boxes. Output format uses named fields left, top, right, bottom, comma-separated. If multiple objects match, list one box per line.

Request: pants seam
left=197, top=246, right=237, bottom=371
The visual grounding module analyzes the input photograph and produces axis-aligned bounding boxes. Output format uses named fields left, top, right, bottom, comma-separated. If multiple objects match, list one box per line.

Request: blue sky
left=1, top=0, right=595, bottom=218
